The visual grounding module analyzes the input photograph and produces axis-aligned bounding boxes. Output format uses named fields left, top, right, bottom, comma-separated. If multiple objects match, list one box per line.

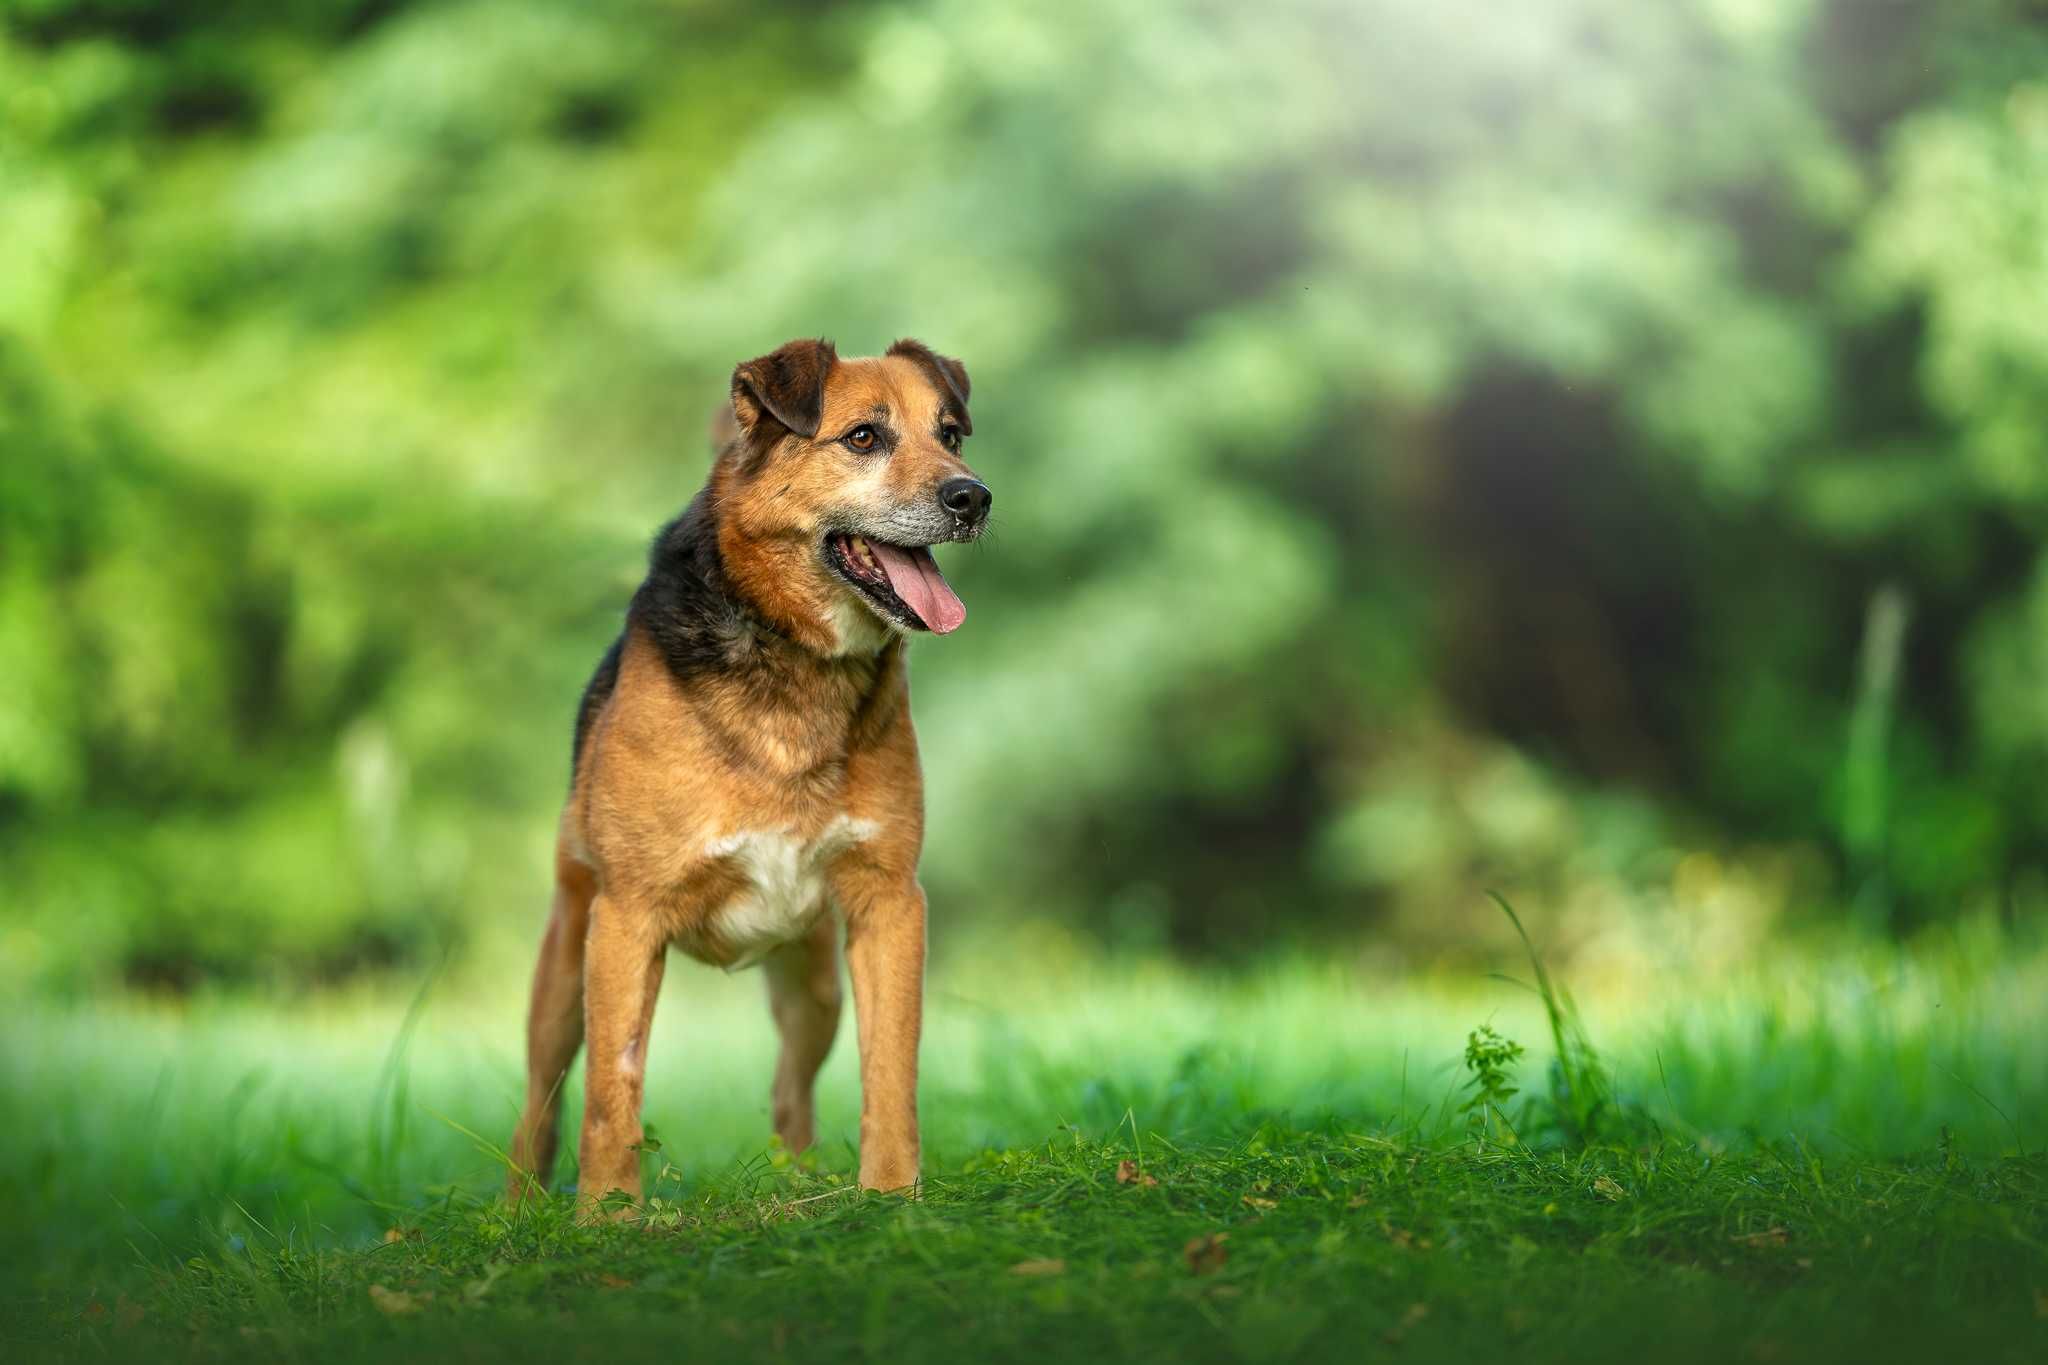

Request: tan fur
left=509, top=348, right=983, bottom=1208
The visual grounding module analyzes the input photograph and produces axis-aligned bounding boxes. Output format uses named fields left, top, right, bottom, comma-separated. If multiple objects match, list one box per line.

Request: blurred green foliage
left=2, top=0, right=2045, bottom=989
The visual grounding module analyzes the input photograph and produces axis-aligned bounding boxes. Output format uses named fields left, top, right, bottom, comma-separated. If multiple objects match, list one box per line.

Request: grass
left=3, top=915, right=2045, bottom=1362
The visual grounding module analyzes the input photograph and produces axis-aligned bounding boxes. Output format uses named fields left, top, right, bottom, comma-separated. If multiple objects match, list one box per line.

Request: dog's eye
left=845, top=425, right=879, bottom=453
left=940, top=425, right=963, bottom=452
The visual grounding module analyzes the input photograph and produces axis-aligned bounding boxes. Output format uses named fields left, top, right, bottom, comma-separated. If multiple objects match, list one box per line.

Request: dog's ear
left=731, top=338, right=837, bottom=440
left=887, top=338, right=972, bottom=435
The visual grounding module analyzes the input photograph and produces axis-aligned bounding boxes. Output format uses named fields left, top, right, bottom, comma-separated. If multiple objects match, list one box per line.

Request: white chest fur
left=702, top=816, right=877, bottom=968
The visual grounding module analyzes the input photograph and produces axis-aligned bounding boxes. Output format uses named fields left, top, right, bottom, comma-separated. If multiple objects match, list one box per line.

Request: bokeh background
left=5, top=0, right=2048, bottom=1000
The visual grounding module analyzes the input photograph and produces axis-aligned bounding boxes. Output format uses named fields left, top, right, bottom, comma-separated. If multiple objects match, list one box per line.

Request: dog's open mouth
left=825, top=533, right=967, bottom=634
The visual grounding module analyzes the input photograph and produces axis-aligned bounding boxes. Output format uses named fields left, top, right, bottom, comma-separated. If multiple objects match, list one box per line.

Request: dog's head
left=712, top=337, right=989, bottom=654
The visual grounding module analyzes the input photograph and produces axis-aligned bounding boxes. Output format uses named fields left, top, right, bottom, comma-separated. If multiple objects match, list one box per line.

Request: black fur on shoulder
left=631, top=487, right=760, bottom=677
left=568, top=488, right=761, bottom=780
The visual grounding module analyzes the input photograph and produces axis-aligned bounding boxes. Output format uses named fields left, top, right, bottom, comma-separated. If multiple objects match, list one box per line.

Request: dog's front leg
left=836, top=868, right=926, bottom=1192
left=577, top=892, right=667, bottom=1214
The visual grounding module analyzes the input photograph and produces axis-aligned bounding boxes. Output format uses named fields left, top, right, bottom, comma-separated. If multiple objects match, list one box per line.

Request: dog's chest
left=701, top=816, right=876, bottom=968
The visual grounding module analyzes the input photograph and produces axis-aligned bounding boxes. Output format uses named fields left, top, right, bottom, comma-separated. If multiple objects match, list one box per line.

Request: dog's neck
left=633, top=487, right=896, bottom=691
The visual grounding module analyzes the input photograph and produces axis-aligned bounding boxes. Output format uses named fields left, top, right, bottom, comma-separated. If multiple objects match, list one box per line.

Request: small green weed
left=1460, top=1024, right=1524, bottom=1147
left=1487, top=893, right=1659, bottom=1147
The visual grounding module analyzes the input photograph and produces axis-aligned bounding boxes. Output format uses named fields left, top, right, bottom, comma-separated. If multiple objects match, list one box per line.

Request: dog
left=507, top=338, right=989, bottom=1204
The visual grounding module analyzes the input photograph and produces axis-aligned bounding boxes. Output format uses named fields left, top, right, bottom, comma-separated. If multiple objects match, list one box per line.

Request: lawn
left=3, top=919, right=2044, bottom=1363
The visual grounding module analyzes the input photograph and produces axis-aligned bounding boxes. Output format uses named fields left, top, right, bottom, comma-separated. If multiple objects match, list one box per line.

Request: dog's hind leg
left=508, top=853, right=595, bottom=1201
left=764, top=911, right=844, bottom=1155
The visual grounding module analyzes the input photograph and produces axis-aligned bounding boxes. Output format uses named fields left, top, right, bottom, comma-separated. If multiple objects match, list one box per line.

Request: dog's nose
left=938, top=477, right=991, bottom=523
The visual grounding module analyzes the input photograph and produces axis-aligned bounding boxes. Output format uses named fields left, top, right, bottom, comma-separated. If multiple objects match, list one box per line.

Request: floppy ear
left=887, top=338, right=972, bottom=434
left=731, top=338, right=837, bottom=439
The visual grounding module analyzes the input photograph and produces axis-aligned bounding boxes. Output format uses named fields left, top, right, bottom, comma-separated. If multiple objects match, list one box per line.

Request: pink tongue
left=869, top=541, right=966, bottom=634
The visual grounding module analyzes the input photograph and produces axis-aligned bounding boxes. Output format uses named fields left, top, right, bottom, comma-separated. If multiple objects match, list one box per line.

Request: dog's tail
left=708, top=399, right=741, bottom=454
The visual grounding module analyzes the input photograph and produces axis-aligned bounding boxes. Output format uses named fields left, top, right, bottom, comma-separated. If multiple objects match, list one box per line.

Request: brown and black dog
left=508, top=338, right=989, bottom=1204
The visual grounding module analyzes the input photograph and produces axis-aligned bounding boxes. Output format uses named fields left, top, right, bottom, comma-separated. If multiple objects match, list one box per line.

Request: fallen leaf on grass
left=1115, top=1160, right=1158, bottom=1188
left=1009, top=1259, right=1066, bottom=1277
left=597, top=1274, right=634, bottom=1290
left=1731, top=1227, right=1789, bottom=1248
left=1383, top=1302, right=1429, bottom=1345
left=1184, top=1233, right=1229, bottom=1276
left=368, top=1285, right=427, bottom=1316
left=1242, top=1195, right=1277, bottom=1211
left=81, top=1302, right=107, bottom=1324
left=1592, top=1176, right=1628, bottom=1201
